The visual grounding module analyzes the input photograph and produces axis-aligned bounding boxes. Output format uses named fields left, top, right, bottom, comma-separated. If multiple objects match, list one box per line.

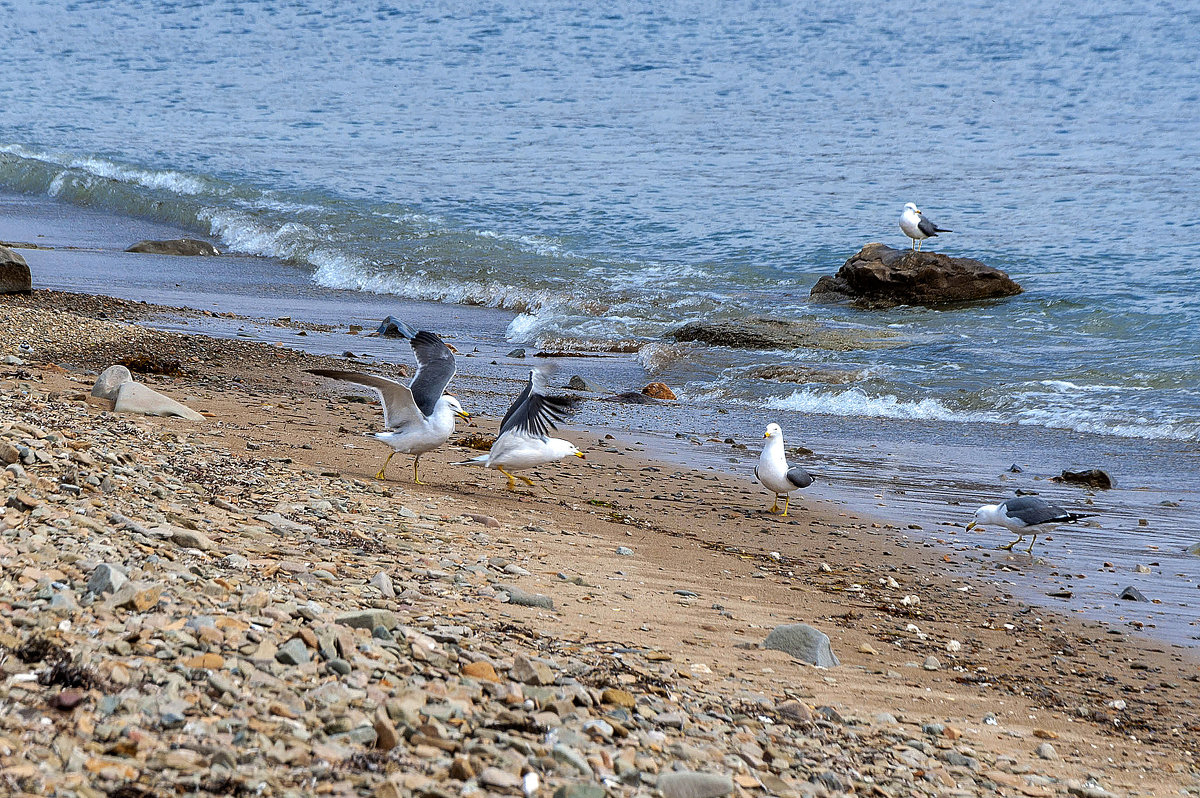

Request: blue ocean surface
left=2, top=0, right=1199, bottom=442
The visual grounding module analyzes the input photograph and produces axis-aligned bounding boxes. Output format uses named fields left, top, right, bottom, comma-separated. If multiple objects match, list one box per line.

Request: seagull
left=455, top=368, right=584, bottom=489
left=754, top=423, right=814, bottom=517
left=899, top=202, right=952, bottom=251
left=307, top=329, right=470, bottom=483
left=966, top=496, right=1096, bottom=553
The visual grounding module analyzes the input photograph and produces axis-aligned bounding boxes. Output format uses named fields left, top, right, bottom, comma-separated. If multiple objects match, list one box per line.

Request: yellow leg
left=782, top=493, right=791, bottom=517
left=498, top=467, right=517, bottom=490
left=518, top=473, right=535, bottom=486
left=375, top=451, right=395, bottom=480
left=1026, top=534, right=1037, bottom=554
left=1000, top=535, right=1023, bottom=551
left=769, top=495, right=779, bottom=513
left=412, top=455, right=423, bottom=485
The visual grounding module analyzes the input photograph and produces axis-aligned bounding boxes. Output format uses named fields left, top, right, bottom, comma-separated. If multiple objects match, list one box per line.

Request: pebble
left=1036, top=742, right=1058, bottom=760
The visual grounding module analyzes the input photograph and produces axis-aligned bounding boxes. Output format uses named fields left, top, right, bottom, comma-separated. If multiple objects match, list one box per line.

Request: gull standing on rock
left=967, top=496, right=1095, bottom=553
left=755, top=423, right=813, bottom=517
left=307, top=329, right=470, bottom=483
left=899, top=202, right=952, bottom=251
left=455, top=368, right=583, bottom=489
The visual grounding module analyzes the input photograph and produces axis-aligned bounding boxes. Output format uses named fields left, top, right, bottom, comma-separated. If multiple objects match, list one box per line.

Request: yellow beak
left=966, top=521, right=977, bottom=531
left=575, top=452, right=586, bottom=459
left=763, top=432, right=770, bottom=438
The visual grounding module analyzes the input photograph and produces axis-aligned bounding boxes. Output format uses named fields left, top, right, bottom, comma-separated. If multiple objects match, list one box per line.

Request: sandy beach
left=2, top=276, right=1199, bottom=797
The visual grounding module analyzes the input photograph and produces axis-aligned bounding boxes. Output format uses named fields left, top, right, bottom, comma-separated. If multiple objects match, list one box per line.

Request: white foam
left=765, top=388, right=985, bottom=423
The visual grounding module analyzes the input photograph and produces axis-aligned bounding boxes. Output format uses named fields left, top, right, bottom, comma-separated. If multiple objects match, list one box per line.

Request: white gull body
left=754, top=423, right=813, bottom=517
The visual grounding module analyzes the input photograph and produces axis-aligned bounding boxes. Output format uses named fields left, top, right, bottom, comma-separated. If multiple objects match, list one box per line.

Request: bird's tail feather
left=1066, top=512, right=1097, bottom=523
left=452, top=456, right=488, bottom=466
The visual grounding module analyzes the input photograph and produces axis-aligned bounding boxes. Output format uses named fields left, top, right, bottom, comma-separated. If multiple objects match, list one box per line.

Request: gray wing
left=1001, top=497, right=1070, bottom=526
left=918, top=216, right=951, bottom=236
left=407, top=331, right=457, bottom=417
left=306, top=369, right=420, bottom=429
left=786, top=466, right=813, bottom=489
left=498, top=369, right=572, bottom=438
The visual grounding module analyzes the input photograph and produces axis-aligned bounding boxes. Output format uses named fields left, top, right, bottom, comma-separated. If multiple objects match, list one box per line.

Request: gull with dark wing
left=455, top=368, right=583, bottom=489
left=966, top=496, right=1095, bottom=553
left=754, top=423, right=814, bottom=517
left=307, top=329, right=470, bottom=483
left=899, top=202, right=952, bottom=251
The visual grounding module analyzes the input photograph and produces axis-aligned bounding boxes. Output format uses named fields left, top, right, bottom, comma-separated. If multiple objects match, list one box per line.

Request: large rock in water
left=0, top=245, right=32, bottom=294
left=810, top=243, right=1022, bottom=307
left=126, top=238, right=219, bottom=256
left=670, top=316, right=894, bottom=351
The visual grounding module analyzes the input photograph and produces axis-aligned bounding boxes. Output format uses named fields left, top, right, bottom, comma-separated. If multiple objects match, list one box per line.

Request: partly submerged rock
left=0, top=245, right=32, bottom=294
left=1052, top=468, right=1114, bottom=489
left=125, top=238, right=220, bottom=256
left=91, top=365, right=134, bottom=401
left=113, top=382, right=205, bottom=421
left=604, top=392, right=659, bottom=405
left=810, top=242, right=1022, bottom=307
left=763, top=622, right=840, bottom=667
left=748, top=364, right=859, bottom=385
left=670, top=316, right=893, bottom=351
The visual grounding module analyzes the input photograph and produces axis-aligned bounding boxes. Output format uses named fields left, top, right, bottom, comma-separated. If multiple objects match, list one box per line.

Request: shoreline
left=3, top=190, right=1198, bottom=649
left=2, top=292, right=1199, bottom=794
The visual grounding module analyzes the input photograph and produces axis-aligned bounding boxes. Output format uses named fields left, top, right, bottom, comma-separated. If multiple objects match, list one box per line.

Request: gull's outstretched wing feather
left=306, top=369, right=420, bottom=429
left=498, top=369, right=572, bottom=438
left=407, top=331, right=457, bottom=418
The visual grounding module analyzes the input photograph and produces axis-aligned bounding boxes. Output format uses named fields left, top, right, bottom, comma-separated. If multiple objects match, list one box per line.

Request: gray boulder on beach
left=91, top=365, right=134, bottom=400
left=125, top=238, right=220, bottom=256
left=763, top=622, right=840, bottom=667
left=0, top=245, right=32, bottom=294
left=113, top=382, right=205, bottom=421
left=810, top=242, right=1022, bottom=307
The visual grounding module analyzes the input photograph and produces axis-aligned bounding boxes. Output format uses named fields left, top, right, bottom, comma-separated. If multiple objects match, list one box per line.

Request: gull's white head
left=763, top=422, right=783, bottom=440
left=966, top=504, right=1001, bottom=531
left=903, top=202, right=921, bottom=215
left=550, top=439, right=586, bottom=460
left=441, top=395, right=471, bottom=421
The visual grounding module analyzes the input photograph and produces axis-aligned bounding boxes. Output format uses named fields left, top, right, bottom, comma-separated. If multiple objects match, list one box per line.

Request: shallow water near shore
left=4, top=191, right=1198, bottom=647
left=2, top=0, right=1200, bottom=445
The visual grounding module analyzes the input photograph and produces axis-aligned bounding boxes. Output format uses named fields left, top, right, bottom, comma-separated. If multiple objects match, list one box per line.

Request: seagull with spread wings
left=307, top=329, right=470, bottom=483
left=455, top=368, right=583, bottom=489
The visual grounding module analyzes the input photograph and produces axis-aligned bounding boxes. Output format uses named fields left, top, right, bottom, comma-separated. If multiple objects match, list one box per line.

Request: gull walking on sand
left=899, top=202, right=952, bottom=251
left=754, top=423, right=813, bottom=517
left=966, top=496, right=1095, bottom=553
left=455, top=368, right=583, bottom=489
left=307, top=329, right=470, bottom=483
